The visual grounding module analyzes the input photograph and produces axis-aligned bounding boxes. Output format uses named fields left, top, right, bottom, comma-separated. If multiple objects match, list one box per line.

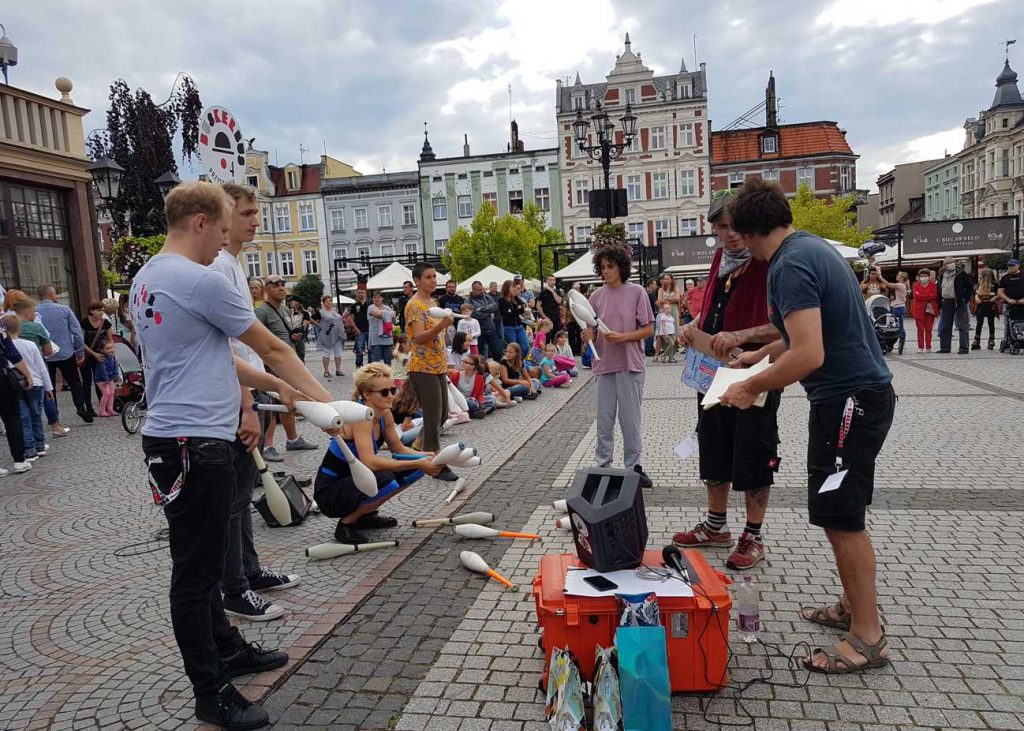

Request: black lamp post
left=572, top=102, right=638, bottom=224
left=154, top=170, right=181, bottom=201
left=88, top=155, right=125, bottom=207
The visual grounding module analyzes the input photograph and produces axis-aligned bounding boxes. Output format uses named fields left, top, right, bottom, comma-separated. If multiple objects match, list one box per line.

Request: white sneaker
left=0, top=467, right=8, bottom=477
left=26, top=456, right=38, bottom=462
left=13, top=462, right=32, bottom=473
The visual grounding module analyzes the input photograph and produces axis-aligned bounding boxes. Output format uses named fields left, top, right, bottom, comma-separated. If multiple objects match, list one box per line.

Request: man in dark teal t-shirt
left=720, top=179, right=894, bottom=678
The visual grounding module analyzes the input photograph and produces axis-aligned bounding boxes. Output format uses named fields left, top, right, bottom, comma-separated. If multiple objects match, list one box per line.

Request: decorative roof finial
left=419, top=122, right=436, bottom=162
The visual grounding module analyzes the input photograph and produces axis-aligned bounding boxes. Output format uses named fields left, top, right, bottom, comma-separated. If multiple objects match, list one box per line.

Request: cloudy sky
left=6, top=0, right=1022, bottom=190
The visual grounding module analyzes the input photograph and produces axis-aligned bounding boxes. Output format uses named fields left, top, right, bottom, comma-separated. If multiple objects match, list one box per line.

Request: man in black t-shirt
left=437, top=279, right=464, bottom=312
left=350, top=289, right=370, bottom=367
left=538, top=276, right=564, bottom=335
left=396, top=280, right=414, bottom=331
left=998, top=258, right=1024, bottom=351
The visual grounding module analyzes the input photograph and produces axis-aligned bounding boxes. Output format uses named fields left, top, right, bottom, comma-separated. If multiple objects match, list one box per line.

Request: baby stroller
left=113, top=340, right=147, bottom=434
left=1000, top=305, right=1024, bottom=355
left=865, top=294, right=900, bottom=354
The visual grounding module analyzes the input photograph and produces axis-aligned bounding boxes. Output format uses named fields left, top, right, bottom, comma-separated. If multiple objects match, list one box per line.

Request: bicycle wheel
left=122, top=401, right=143, bottom=434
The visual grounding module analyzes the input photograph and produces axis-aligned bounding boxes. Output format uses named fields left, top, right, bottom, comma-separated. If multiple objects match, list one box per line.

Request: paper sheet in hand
left=700, top=355, right=771, bottom=409
left=564, top=567, right=694, bottom=598
left=681, top=346, right=719, bottom=394
left=685, top=325, right=743, bottom=360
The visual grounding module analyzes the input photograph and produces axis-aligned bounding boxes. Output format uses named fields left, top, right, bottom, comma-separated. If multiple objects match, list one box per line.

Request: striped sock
left=744, top=521, right=763, bottom=539
left=705, top=510, right=727, bottom=533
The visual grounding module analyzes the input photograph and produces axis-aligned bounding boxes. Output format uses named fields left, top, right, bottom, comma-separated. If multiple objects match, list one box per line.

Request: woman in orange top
left=912, top=268, right=939, bottom=351
left=683, top=278, right=706, bottom=324
left=404, top=263, right=458, bottom=479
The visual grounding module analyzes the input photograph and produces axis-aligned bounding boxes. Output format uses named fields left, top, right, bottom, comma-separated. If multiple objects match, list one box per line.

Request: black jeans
left=0, top=376, right=25, bottom=462
left=78, top=358, right=97, bottom=413
left=974, top=300, right=996, bottom=342
left=938, top=299, right=969, bottom=352
left=479, top=329, right=504, bottom=360
left=143, top=435, right=244, bottom=697
left=46, top=356, right=87, bottom=416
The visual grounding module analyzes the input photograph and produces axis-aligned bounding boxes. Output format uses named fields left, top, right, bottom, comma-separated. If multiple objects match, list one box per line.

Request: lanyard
left=148, top=438, right=189, bottom=507
left=835, top=397, right=856, bottom=472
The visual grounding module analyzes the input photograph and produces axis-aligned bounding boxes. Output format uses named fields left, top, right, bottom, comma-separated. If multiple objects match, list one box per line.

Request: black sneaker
left=334, top=521, right=370, bottom=544
left=247, top=569, right=301, bottom=592
left=470, top=411, right=486, bottom=419
left=222, top=641, right=289, bottom=679
left=355, top=512, right=399, bottom=529
left=76, top=409, right=94, bottom=424
left=633, top=465, right=653, bottom=489
left=957, top=348, right=969, bottom=355
left=223, top=590, right=284, bottom=622
left=435, top=466, right=459, bottom=482
left=195, top=683, right=270, bottom=730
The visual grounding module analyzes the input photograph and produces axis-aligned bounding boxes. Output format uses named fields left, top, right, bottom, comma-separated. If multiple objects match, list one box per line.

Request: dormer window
left=677, top=82, right=691, bottom=99
left=624, top=88, right=637, bottom=105
left=572, top=94, right=585, bottom=111
left=761, top=135, right=777, bottom=154
left=286, top=170, right=300, bottom=190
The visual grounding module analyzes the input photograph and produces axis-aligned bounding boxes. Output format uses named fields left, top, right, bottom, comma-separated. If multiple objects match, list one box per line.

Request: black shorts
left=313, top=466, right=423, bottom=519
left=807, top=385, right=895, bottom=532
left=696, top=389, right=781, bottom=491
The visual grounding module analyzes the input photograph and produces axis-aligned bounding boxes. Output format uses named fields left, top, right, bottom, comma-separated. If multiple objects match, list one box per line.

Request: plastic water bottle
left=736, top=575, right=760, bottom=643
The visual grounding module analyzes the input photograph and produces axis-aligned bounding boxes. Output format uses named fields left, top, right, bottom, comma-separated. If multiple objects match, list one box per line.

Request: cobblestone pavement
left=4, top=323, right=1024, bottom=730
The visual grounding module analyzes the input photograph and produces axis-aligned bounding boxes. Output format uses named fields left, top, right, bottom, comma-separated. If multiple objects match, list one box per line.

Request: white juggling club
left=455, top=524, right=540, bottom=540
left=460, top=550, right=514, bottom=588
left=451, top=447, right=476, bottom=466
left=305, top=540, right=399, bottom=560
left=443, top=477, right=466, bottom=504
left=411, top=511, right=495, bottom=528
left=428, top=306, right=465, bottom=320
left=432, top=443, right=466, bottom=466
left=553, top=499, right=568, bottom=513
left=327, top=401, right=375, bottom=424
left=332, top=436, right=379, bottom=497
left=447, top=379, right=469, bottom=413
left=256, top=400, right=343, bottom=430
left=567, top=302, right=602, bottom=362
left=555, top=516, right=572, bottom=530
left=567, top=289, right=611, bottom=334
left=251, top=449, right=293, bottom=526
left=453, top=455, right=481, bottom=469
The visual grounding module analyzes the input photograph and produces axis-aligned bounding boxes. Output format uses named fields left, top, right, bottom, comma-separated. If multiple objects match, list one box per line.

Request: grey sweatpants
left=595, top=371, right=645, bottom=471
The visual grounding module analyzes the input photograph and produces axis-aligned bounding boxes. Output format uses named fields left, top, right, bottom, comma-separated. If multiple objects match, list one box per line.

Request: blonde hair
left=221, top=182, right=257, bottom=204
left=10, top=297, right=36, bottom=316
left=164, top=181, right=231, bottom=229
left=351, top=362, right=394, bottom=400
left=1, top=313, right=21, bottom=335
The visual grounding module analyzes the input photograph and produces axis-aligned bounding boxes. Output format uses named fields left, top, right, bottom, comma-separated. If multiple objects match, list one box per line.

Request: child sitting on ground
left=553, top=331, right=578, bottom=377
left=94, top=341, right=121, bottom=416
left=456, top=303, right=480, bottom=355
left=391, top=333, right=411, bottom=382
left=539, top=343, right=571, bottom=388
left=449, top=353, right=496, bottom=418
left=655, top=303, right=678, bottom=363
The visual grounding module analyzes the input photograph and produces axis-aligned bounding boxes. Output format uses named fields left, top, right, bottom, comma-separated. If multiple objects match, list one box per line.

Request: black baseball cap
left=707, top=189, right=735, bottom=223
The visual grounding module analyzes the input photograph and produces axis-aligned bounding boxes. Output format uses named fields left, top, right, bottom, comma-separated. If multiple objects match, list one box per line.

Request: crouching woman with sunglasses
left=314, top=363, right=445, bottom=544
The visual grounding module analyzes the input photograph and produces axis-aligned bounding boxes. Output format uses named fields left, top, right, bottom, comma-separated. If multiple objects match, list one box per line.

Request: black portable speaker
left=253, top=474, right=312, bottom=527
left=566, top=467, right=648, bottom=572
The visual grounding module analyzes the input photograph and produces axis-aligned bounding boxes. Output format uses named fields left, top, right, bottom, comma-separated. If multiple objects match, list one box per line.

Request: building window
left=330, top=208, right=345, bottom=232
left=535, top=165, right=546, bottom=171
left=482, top=192, right=497, bottom=209
left=763, top=168, right=779, bottom=181
left=286, top=170, right=300, bottom=190
left=508, top=190, right=524, bottom=214
left=246, top=175, right=258, bottom=188
left=402, top=203, right=417, bottom=226
left=354, top=206, right=369, bottom=230
left=378, top=204, right=393, bottom=228
left=572, top=95, right=585, bottom=111
left=627, top=221, right=644, bottom=246
left=298, top=201, right=315, bottom=231
left=653, top=219, right=670, bottom=240
left=678, top=123, right=695, bottom=148
left=680, top=217, right=698, bottom=236
left=535, top=187, right=550, bottom=211
left=797, top=166, right=813, bottom=189
left=245, top=252, right=261, bottom=278
left=677, top=82, right=692, bottom=99
left=761, top=135, right=777, bottom=154
left=431, top=176, right=443, bottom=183
left=265, top=254, right=276, bottom=276
left=840, top=166, right=851, bottom=192
left=626, top=175, right=642, bottom=202
left=650, top=126, right=666, bottom=150
left=261, top=204, right=271, bottom=231
left=303, top=250, right=318, bottom=275
left=651, top=172, right=669, bottom=200
left=575, top=179, right=590, bottom=205
left=624, top=88, right=637, bottom=105
left=457, top=195, right=473, bottom=218
left=625, top=134, right=641, bottom=153
left=729, top=172, right=745, bottom=189
left=404, top=241, right=419, bottom=255
left=356, top=245, right=371, bottom=259
left=575, top=225, right=592, bottom=241
left=678, top=169, right=695, bottom=197
left=274, top=204, right=291, bottom=232
left=434, top=239, right=448, bottom=255
left=432, top=197, right=447, bottom=220
left=572, top=139, right=588, bottom=158
left=334, top=247, right=348, bottom=267
left=457, top=173, right=467, bottom=180
left=482, top=171, right=493, bottom=178
left=279, top=251, right=295, bottom=277
left=380, top=243, right=395, bottom=257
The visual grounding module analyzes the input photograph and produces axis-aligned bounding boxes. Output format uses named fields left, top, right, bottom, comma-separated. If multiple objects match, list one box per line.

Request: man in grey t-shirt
left=132, top=181, right=332, bottom=728
left=255, top=275, right=318, bottom=460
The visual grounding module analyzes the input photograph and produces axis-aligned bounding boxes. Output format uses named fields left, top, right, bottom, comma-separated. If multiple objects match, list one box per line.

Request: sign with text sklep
left=198, top=105, right=246, bottom=184
left=901, top=217, right=1016, bottom=256
left=660, top=235, right=718, bottom=268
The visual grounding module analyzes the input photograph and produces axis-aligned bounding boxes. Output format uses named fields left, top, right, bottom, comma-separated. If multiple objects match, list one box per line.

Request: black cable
left=112, top=527, right=170, bottom=557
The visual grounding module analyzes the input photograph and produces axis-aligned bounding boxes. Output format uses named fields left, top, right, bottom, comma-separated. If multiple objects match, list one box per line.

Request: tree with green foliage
left=443, top=202, right=562, bottom=281
left=789, top=182, right=872, bottom=248
left=291, top=274, right=325, bottom=308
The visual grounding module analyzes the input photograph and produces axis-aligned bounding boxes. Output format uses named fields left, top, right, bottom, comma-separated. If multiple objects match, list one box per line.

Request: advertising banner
left=901, top=217, right=1016, bottom=256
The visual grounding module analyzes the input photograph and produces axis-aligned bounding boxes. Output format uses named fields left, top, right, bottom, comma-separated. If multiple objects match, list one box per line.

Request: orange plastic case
left=532, top=549, right=732, bottom=693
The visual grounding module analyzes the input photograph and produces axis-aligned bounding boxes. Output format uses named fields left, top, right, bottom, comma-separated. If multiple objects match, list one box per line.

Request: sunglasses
left=367, top=386, right=398, bottom=397
left=265, top=280, right=286, bottom=286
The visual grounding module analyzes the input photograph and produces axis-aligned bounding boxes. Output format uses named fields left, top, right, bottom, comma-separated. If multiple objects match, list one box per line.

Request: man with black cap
left=674, top=189, right=782, bottom=570
left=997, top=257, right=1024, bottom=351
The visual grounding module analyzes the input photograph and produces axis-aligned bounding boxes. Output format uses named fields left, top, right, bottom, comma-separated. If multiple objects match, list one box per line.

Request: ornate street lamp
left=571, top=101, right=639, bottom=224
left=88, top=155, right=125, bottom=206
left=153, top=170, right=181, bottom=201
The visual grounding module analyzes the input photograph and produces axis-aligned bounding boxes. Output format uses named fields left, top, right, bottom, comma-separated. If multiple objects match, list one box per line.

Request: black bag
left=253, top=473, right=312, bottom=527
left=5, top=367, right=28, bottom=395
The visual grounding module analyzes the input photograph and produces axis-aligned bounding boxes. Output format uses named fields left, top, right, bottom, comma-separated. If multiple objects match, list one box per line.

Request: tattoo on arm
left=740, top=324, right=781, bottom=344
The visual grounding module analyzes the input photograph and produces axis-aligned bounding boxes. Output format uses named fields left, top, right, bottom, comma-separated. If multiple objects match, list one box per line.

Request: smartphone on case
left=583, top=575, right=619, bottom=592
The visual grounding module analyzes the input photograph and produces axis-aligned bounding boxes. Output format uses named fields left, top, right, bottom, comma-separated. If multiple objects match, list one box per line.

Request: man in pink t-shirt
left=584, top=245, right=655, bottom=487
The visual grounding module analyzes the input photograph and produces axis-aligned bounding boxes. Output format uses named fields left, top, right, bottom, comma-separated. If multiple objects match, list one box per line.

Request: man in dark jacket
left=467, top=280, right=503, bottom=358
left=437, top=279, right=464, bottom=312
left=936, top=257, right=972, bottom=354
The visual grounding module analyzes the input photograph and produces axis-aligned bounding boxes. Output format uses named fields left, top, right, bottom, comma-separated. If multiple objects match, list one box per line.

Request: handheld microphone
left=661, top=544, right=690, bottom=583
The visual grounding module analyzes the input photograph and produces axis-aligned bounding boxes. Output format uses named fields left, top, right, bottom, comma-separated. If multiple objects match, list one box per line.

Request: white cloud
left=857, top=126, right=965, bottom=190
left=815, top=0, right=999, bottom=28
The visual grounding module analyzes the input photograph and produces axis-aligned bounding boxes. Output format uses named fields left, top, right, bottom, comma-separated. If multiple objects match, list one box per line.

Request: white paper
left=701, top=355, right=771, bottom=410
left=673, top=434, right=699, bottom=461
left=818, top=469, right=848, bottom=494
left=564, top=567, right=694, bottom=598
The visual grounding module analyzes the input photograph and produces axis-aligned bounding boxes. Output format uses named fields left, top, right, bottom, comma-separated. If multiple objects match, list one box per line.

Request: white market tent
left=456, top=264, right=539, bottom=295
left=552, top=250, right=596, bottom=280
left=363, top=262, right=449, bottom=292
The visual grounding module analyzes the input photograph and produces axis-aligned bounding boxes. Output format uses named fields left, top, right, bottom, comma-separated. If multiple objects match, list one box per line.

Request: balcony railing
left=0, top=82, right=89, bottom=161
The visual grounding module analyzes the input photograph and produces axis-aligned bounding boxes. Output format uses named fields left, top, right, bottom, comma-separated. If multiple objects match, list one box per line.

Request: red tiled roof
left=711, top=122, right=854, bottom=165
left=268, top=164, right=321, bottom=196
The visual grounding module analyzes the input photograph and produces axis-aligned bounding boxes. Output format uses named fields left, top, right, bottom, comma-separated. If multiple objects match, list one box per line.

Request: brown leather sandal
left=803, top=631, right=890, bottom=674
left=799, top=600, right=850, bottom=630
